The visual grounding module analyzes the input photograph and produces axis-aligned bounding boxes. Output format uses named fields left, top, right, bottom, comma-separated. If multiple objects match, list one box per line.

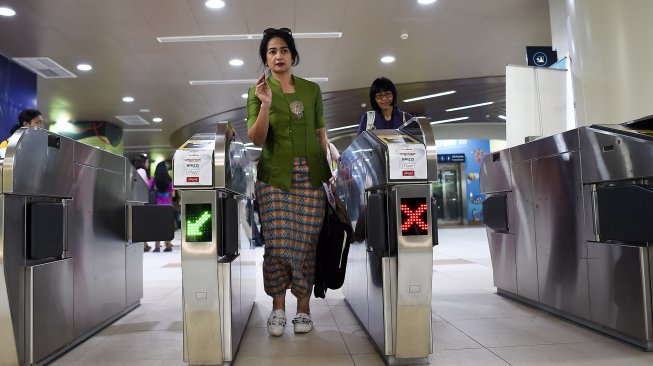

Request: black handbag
left=314, top=187, right=353, bottom=298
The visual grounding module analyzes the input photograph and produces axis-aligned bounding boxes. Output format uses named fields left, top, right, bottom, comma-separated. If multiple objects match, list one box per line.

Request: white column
left=549, top=0, right=653, bottom=126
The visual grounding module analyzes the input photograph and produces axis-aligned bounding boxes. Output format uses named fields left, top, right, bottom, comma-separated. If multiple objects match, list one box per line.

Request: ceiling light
left=327, top=124, right=359, bottom=132
left=152, top=117, right=163, bottom=123
left=157, top=32, right=341, bottom=43
left=418, top=0, right=437, bottom=4
left=229, top=59, right=244, bottom=66
left=498, top=115, right=506, bottom=120
left=190, top=77, right=328, bottom=85
left=403, top=90, right=456, bottom=103
left=205, top=0, right=225, bottom=9
left=122, top=96, right=134, bottom=103
left=76, top=63, right=92, bottom=71
left=123, top=128, right=162, bottom=132
left=241, top=93, right=248, bottom=98
left=430, top=117, right=469, bottom=125
left=380, top=56, right=395, bottom=63
left=139, top=109, right=150, bottom=113
left=446, top=101, right=494, bottom=112
left=0, top=7, right=16, bottom=16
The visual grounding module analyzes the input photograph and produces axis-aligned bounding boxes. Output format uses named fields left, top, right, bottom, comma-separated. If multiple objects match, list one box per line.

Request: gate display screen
left=400, top=198, right=429, bottom=236
left=185, top=204, right=212, bottom=242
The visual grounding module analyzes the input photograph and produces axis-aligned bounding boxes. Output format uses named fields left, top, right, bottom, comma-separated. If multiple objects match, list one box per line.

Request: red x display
left=400, top=198, right=429, bottom=236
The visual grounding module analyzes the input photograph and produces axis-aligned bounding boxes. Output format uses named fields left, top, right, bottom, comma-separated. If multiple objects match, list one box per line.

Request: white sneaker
left=292, top=313, right=313, bottom=334
left=267, top=309, right=286, bottom=336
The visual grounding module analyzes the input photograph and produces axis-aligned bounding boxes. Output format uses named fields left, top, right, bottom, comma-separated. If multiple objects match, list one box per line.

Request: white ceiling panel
left=0, top=0, right=551, bottom=155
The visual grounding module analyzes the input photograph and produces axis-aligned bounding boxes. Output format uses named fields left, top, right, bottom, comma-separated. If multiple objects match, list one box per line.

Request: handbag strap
left=323, top=182, right=336, bottom=211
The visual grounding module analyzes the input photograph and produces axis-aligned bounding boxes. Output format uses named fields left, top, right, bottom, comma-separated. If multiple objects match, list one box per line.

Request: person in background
left=133, top=154, right=150, bottom=183
left=247, top=27, right=331, bottom=337
left=0, top=109, right=44, bottom=148
left=132, top=154, right=152, bottom=251
left=149, top=161, right=175, bottom=252
left=356, top=77, right=412, bottom=135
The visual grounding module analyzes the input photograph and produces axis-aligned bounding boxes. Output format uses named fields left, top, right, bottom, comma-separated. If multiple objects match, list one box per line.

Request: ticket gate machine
left=0, top=127, right=174, bottom=366
left=173, top=122, right=255, bottom=365
left=337, top=118, right=438, bottom=365
left=481, top=116, right=653, bottom=350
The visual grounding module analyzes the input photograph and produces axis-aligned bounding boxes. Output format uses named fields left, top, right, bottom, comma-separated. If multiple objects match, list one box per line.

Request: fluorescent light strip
left=430, top=117, right=469, bottom=125
left=190, top=77, right=327, bottom=85
left=403, top=90, right=456, bottom=102
left=123, top=128, right=162, bottom=132
left=327, top=124, right=359, bottom=132
left=446, top=101, right=494, bottom=112
left=157, top=32, right=342, bottom=43
left=498, top=114, right=506, bottom=120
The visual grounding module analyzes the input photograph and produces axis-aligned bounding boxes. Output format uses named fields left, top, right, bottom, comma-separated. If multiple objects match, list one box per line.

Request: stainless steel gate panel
left=511, top=162, right=539, bottom=301
left=366, top=251, right=385, bottom=353
left=580, top=126, right=653, bottom=183
left=71, top=164, right=127, bottom=337
left=27, top=258, right=74, bottom=364
left=181, top=190, right=223, bottom=365
left=126, top=242, right=144, bottom=307
left=347, top=241, right=369, bottom=329
left=0, top=194, right=19, bottom=365
left=73, top=141, right=126, bottom=173
left=510, top=129, right=579, bottom=164
left=2, top=128, right=74, bottom=197
left=588, top=242, right=653, bottom=342
left=487, top=231, right=517, bottom=293
left=532, top=152, right=590, bottom=319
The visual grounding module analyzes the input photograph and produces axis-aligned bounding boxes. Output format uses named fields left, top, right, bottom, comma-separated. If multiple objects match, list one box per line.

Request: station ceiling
left=0, top=0, right=552, bottom=157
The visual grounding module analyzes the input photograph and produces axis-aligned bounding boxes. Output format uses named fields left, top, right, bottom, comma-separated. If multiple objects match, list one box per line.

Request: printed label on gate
left=173, top=149, right=213, bottom=186
left=387, top=142, right=427, bottom=180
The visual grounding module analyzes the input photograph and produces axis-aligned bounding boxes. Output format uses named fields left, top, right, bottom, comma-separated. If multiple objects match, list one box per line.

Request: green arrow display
left=185, top=204, right=212, bottom=242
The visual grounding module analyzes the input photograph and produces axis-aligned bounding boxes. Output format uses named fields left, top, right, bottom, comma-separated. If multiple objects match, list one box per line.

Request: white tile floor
left=50, top=227, right=653, bottom=366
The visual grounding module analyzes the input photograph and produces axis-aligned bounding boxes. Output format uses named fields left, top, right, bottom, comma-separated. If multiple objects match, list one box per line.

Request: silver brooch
left=289, top=100, right=304, bottom=119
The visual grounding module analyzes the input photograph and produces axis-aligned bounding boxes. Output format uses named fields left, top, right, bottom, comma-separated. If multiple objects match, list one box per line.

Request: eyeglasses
left=263, top=27, right=292, bottom=35
left=374, top=91, right=393, bottom=100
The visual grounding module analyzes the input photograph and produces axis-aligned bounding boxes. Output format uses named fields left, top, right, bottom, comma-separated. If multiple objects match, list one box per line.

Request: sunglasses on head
left=263, top=27, right=292, bottom=35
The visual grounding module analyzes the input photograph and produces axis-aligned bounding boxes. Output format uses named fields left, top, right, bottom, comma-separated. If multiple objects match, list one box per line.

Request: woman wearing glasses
left=356, top=77, right=412, bottom=135
left=247, top=27, right=331, bottom=337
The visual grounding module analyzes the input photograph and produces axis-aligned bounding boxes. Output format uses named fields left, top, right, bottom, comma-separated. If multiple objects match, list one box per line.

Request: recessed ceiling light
left=189, top=77, right=328, bottom=85
left=417, top=0, right=437, bottom=4
left=152, top=117, right=163, bottom=123
left=229, top=59, right=244, bottom=66
left=139, top=109, right=150, bottom=113
left=157, top=32, right=342, bottom=43
left=327, top=124, right=359, bottom=132
left=403, top=90, right=456, bottom=103
left=76, top=64, right=92, bottom=71
left=446, top=101, right=493, bottom=112
left=430, top=117, right=469, bottom=125
left=205, top=0, right=225, bottom=9
left=241, top=93, right=248, bottom=98
left=0, top=7, right=16, bottom=16
left=380, top=56, right=395, bottom=63
left=122, top=96, right=134, bottom=103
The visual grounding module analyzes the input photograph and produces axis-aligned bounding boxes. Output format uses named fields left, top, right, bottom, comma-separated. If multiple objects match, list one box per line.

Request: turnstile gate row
left=173, top=122, right=256, bottom=366
left=337, top=117, right=437, bottom=365
left=481, top=116, right=653, bottom=350
left=0, top=127, right=175, bottom=366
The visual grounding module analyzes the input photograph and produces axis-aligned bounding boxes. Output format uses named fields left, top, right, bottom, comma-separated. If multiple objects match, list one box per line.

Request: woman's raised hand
left=255, top=73, right=271, bottom=105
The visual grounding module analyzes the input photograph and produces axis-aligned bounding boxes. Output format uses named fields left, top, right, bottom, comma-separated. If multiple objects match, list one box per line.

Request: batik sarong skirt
left=256, top=157, right=326, bottom=298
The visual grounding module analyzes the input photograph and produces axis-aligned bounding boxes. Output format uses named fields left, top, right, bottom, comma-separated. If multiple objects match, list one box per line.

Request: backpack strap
left=366, top=110, right=376, bottom=131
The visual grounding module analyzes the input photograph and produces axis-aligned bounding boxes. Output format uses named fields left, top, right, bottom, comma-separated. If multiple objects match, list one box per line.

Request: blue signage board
left=437, top=153, right=466, bottom=163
